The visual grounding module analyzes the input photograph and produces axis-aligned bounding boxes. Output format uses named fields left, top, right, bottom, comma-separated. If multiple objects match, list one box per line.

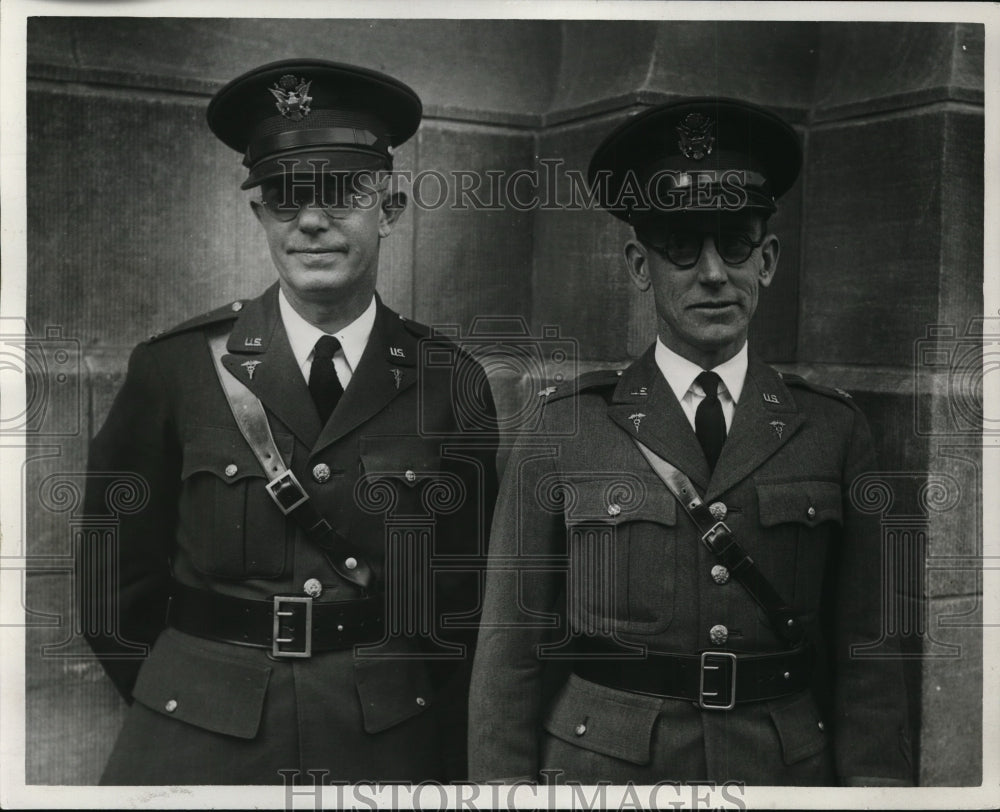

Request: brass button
left=807, top=506, right=817, bottom=519
left=312, top=463, right=331, bottom=483
left=783, top=671, right=791, bottom=680
left=607, top=503, right=621, bottom=517
left=416, top=696, right=426, bottom=707
left=709, top=624, right=729, bottom=645
left=303, top=578, right=323, bottom=598
left=574, top=722, right=587, bottom=736
left=337, top=624, right=344, bottom=632
left=710, top=564, right=730, bottom=585
left=164, top=699, right=178, bottom=713
left=344, top=557, right=358, bottom=570
left=224, top=464, right=238, bottom=477
left=404, top=469, right=417, bottom=483
left=231, top=301, right=243, bottom=312
left=708, top=501, right=727, bottom=521
left=817, top=721, right=825, bottom=731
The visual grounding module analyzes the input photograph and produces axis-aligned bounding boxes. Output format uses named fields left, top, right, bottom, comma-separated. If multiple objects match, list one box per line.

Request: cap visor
left=242, top=149, right=387, bottom=190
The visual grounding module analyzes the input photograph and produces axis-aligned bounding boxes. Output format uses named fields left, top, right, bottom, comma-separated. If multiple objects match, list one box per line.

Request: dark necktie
left=695, top=370, right=726, bottom=472
left=309, top=335, right=344, bottom=424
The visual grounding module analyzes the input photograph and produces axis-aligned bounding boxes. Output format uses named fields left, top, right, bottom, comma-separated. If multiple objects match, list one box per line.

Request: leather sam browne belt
left=574, top=644, right=814, bottom=710
left=167, top=583, right=384, bottom=658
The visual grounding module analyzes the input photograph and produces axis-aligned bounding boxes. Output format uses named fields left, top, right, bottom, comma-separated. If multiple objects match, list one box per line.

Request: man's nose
left=295, top=204, right=330, bottom=232
left=697, top=235, right=728, bottom=284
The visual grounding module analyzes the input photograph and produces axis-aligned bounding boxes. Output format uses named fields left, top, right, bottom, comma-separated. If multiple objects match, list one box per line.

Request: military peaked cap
left=588, top=97, right=801, bottom=221
left=207, top=58, right=422, bottom=189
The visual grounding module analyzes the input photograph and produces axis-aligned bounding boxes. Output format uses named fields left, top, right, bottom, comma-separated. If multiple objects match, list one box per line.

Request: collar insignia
left=762, top=392, right=781, bottom=404
left=539, top=386, right=557, bottom=397
left=769, top=419, right=785, bottom=439
left=241, top=360, right=262, bottom=380
left=629, top=412, right=646, bottom=432
left=270, top=74, right=312, bottom=121
left=391, top=368, right=404, bottom=390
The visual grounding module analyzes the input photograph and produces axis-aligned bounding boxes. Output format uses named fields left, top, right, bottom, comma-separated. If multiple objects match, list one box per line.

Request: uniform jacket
left=468, top=347, right=912, bottom=786
left=82, top=283, right=498, bottom=784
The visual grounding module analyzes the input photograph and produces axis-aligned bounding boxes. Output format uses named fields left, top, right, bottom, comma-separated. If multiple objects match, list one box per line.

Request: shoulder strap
left=631, top=437, right=804, bottom=648
left=207, top=331, right=374, bottom=591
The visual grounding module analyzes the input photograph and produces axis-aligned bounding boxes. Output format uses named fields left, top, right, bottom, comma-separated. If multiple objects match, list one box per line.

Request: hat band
left=245, top=127, right=387, bottom=167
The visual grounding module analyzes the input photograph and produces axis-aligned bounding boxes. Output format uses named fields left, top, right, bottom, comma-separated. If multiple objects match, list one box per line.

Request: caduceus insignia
left=270, top=74, right=313, bottom=121
left=241, top=360, right=261, bottom=380
left=391, top=368, right=404, bottom=390
left=769, top=419, right=785, bottom=439
left=629, top=412, right=646, bottom=432
left=676, top=112, right=715, bottom=160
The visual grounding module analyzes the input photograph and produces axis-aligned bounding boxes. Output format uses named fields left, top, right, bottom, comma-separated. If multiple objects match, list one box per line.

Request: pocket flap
left=542, top=674, right=661, bottom=765
left=132, top=629, right=271, bottom=739
left=360, top=436, right=442, bottom=487
left=354, top=655, right=434, bottom=733
left=181, top=425, right=295, bottom=483
left=564, top=476, right=676, bottom=526
left=757, top=480, right=843, bottom=527
left=768, top=691, right=829, bottom=765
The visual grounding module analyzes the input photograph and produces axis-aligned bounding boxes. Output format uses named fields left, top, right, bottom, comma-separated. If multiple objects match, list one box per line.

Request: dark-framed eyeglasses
left=644, top=229, right=765, bottom=268
left=258, top=176, right=381, bottom=222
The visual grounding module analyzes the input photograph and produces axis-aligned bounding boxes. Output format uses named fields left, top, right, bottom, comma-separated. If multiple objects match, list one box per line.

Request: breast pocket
left=357, top=436, right=446, bottom=518
left=179, top=425, right=295, bottom=578
left=563, top=476, right=677, bottom=635
left=756, top=479, right=843, bottom=611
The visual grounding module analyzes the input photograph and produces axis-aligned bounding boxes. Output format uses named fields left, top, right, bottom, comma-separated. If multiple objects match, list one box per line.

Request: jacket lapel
left=312, top=296, right=417, bottom=455
left=220, top=283, right=322, bottom=448
left=704, top=356, right=803, bottom=501
left=607, top=347, right=711, bottom=492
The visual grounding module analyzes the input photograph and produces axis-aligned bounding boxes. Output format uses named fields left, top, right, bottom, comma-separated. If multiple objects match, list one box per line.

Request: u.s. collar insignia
left=629, top=412, right=646, bottom=432
left=270, top=74, right=312, bottom=121
left=762, top=392, right=781, bottom=405
left=769, top=419, right=785, bottom=439
left=676, top=112, right=715, bottom=160
left=241, top=360, right=262, bottom=380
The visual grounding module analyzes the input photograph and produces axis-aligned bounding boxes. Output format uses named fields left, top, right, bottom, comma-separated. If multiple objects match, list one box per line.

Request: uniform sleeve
left=468, top=433, right=564, bottom=782
left=80, top=341, right=181, bottom=701
left=831, top=406, right=914, bottom=785
left=427, top=357, right=500, bottom=781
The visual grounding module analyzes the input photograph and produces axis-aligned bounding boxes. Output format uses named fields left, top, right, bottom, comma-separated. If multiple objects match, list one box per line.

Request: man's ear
left=624, top=239, right=652, bottom=292
left=758, top=232, right=780, bottom=288
left=379, top=191, right=408, bottom=237
left=250, top=198, right=265, bottom=225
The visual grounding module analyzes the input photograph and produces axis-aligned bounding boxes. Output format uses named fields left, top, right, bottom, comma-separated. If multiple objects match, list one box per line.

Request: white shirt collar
left=278, top=288, right=377, bottom=376
left=654, top=338, right=748, bottom=404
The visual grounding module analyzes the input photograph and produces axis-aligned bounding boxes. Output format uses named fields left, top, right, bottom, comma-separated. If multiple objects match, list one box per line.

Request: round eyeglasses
left=258, top=179, right=380, bottom=222
left=645, top=230, right=764, bottom=268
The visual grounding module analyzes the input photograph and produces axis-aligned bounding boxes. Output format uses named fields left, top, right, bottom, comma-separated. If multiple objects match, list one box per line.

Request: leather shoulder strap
left=632, top=437, right=805, bottom=648
left=207, top=330, right=374, bottom=591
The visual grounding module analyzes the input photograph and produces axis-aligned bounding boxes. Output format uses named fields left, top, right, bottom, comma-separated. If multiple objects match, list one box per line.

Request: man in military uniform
left=81, top=59, right=497, bottom=784
left=468, top=98, right=912, bottom=786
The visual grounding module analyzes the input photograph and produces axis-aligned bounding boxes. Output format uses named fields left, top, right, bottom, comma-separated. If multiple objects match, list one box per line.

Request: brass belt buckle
left=700, top=521, right=732, bottom=552
left=272, top=596, right=313, bottom=658
left=266, top=469, right=309, bottom=515
left=699, top=651, right=737, bottom=710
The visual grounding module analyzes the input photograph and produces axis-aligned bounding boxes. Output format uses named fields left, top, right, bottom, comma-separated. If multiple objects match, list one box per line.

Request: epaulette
left=399, top=313, right=431, bottom=338
left=538, top=368, right=624, bottom=406
left=778, top=371, right=861, bottom=410
left=145, top=299, right=245, bottom=343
